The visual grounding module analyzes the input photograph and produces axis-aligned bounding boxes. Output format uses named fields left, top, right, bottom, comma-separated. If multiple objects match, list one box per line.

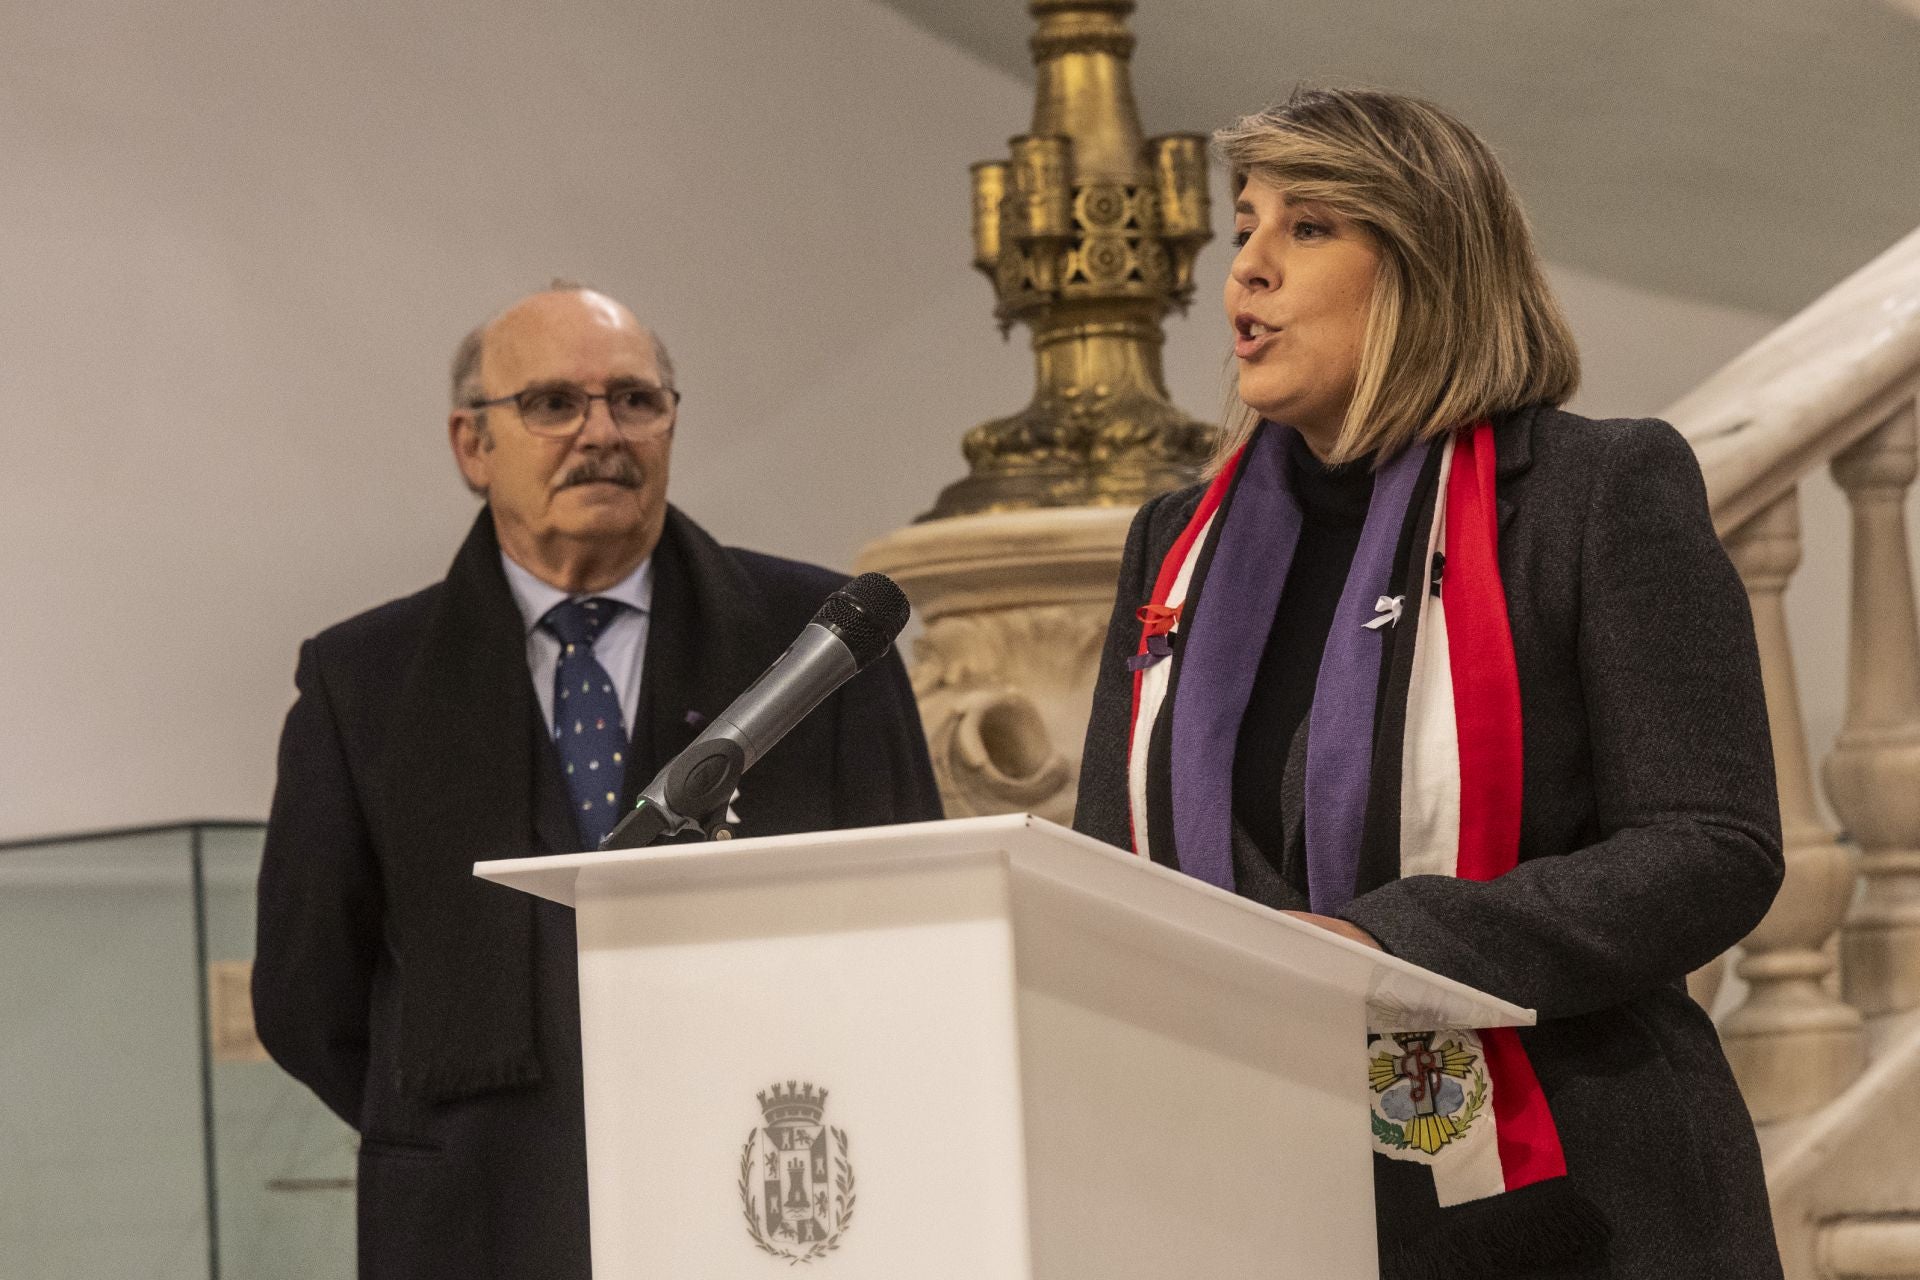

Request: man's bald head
left=444, top=282, right=678, bottom=593
left=450, top=282, right=675, bottom=413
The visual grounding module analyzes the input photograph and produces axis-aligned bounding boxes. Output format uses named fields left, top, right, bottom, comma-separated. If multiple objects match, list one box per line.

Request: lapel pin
left=1128, top=602, right=1183, bottom=671
left=1364, top=595, right=1404, bottom=630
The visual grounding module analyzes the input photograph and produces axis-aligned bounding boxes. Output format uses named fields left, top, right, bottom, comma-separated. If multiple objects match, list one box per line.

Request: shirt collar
left=500, top=551, right=655, bottom=638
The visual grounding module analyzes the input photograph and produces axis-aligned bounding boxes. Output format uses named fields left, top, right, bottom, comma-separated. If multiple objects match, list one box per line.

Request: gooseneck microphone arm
left=599, top=572, right=910, bottom=851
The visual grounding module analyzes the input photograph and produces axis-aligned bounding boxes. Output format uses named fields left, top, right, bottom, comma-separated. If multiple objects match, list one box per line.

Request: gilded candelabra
left=927, top=0, right=1216, bottom=519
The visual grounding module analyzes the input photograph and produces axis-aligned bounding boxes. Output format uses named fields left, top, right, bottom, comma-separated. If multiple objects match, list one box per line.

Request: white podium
left=477, top=814, right=1530, bottom=1279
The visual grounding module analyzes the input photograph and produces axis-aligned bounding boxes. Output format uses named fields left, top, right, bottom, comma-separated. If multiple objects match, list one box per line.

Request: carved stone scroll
left=856, top=507, right=1133, bottom=826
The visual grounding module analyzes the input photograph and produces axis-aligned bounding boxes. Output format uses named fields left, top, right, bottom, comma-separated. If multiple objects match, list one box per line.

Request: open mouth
left=1233, top=314, right=1281, bottom=356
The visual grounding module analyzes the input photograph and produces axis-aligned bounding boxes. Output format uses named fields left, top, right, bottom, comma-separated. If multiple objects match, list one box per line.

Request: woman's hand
left=1281, top=911, right=1383, bottom=951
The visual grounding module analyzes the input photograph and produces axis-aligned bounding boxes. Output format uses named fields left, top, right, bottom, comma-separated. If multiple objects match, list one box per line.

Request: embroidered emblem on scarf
left=1368, top=1030, right=1491, bottom=1158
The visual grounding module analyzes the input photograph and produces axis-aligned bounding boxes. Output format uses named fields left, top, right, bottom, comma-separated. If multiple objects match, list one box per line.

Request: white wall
left=1, top=0, right=1844, bottom=842
left=0, top=0, right=1035, bottom=841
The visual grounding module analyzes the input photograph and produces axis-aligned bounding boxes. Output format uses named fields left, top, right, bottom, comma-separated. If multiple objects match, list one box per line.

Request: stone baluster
left=1720, top=487, right=1866, bottom=1122
left=1829, top=402, right=1920, bottom=1016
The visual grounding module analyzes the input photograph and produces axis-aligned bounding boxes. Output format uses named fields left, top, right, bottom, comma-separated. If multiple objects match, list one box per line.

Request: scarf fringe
left=1381, top=1179, right=1611, bottom=1280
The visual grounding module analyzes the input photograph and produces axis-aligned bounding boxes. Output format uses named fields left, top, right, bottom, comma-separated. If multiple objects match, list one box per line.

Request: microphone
left=599, top=572, right=911, bottom=851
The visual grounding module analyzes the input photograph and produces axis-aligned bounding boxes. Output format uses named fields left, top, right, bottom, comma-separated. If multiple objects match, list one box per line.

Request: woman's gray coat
left=1075, top=405, right=1785, bottom=1280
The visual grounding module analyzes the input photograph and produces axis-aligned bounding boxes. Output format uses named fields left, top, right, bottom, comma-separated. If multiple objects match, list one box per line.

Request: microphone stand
left=599, top=737, right=746, bottom=851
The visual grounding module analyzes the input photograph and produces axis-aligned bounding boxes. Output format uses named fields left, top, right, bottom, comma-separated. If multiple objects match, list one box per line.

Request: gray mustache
left=559, top=459, right=643, bottom=489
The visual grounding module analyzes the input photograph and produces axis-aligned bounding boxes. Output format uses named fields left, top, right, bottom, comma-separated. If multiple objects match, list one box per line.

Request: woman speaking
left=1074, top=88, right=1783, bottom=1280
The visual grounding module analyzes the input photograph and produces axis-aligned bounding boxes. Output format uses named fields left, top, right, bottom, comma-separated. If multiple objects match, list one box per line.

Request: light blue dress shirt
left=500, top=553, right=654, bottom=737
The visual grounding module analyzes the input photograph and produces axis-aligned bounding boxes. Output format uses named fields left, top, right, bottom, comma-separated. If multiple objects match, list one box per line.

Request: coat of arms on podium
left=739, top=1080, right=856, bottom=1262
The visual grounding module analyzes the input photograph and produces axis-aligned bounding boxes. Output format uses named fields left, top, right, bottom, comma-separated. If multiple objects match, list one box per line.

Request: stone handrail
left=1662, top=225, right=1920, bottom=1128
left=1670, top=224, right=1920, bottom=537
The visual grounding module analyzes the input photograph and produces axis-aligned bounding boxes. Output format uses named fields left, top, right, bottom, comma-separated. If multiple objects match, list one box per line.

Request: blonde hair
left=1212, top=87, right=1579, bottom=468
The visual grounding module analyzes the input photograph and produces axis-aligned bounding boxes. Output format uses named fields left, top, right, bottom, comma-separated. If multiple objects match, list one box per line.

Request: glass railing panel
left=0, top=828, right=212, bottom=1279
left=199, top=825, right=355, bottom=1280
left=0, top=823, right=354, bottom=1280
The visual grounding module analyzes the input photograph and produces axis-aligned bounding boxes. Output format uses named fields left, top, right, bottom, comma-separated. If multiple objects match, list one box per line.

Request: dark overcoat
left=1076, top=406, right=1785, bottom=1280
left=252, top=506, right=942, bottom=1280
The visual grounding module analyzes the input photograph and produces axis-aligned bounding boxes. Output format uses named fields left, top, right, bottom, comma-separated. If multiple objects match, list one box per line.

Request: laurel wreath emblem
left=739, top=1127, right=856, bottom=1265
left=1370, top=1059, right=1488, bottom=1152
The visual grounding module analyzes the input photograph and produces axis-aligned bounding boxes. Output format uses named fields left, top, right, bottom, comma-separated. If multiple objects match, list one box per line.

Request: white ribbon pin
left=1364, top=594, right=1404, bottom=630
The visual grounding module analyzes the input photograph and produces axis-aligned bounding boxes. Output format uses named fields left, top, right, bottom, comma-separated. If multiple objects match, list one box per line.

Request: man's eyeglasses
left=468, top=381, right=681, bottom=439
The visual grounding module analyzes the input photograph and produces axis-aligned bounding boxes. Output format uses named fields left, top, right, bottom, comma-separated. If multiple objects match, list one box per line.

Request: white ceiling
left=877, top=0, right=1920, bottom=316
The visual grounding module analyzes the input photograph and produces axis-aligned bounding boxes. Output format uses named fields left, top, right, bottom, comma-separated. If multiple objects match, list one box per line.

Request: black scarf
left=380, top=507, right=781, bottom=1103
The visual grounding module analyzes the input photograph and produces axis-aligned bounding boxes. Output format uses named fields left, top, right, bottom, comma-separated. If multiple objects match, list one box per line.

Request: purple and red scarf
left=1123, top=421, right=1607, bottom=1277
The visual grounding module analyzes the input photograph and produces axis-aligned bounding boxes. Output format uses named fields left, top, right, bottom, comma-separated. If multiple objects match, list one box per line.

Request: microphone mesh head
left=813, top=572, right=910, bottom=668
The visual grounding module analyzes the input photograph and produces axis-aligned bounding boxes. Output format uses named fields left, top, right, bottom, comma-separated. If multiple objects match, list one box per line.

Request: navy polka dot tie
left=540, top=597, right=630, bottom=849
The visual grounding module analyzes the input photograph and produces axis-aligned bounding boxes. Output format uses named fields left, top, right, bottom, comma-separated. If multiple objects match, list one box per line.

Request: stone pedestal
left=856, top=507, right=1133, bottom=825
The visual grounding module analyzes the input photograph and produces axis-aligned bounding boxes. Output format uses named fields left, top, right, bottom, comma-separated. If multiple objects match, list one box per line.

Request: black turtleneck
left=1231, top=430, right=1375, bottom=878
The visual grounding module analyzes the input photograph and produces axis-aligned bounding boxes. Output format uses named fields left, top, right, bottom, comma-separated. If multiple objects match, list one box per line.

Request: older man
left=252, top=285, right=940, bottom=1279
